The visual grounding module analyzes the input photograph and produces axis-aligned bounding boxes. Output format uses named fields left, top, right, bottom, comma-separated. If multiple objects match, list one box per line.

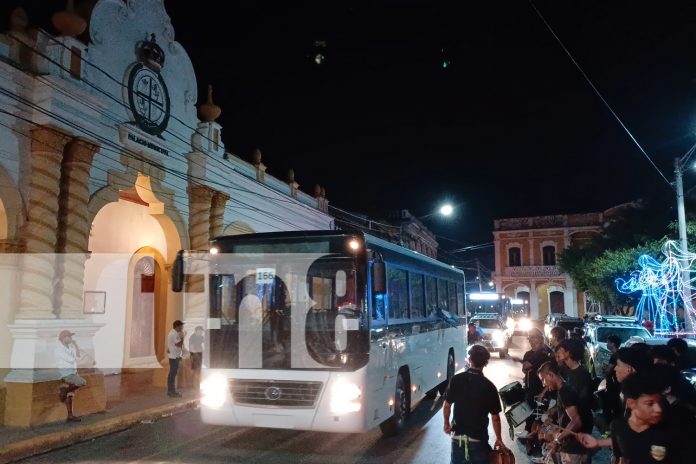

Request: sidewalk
left=0, top=373, right=198, bottom=464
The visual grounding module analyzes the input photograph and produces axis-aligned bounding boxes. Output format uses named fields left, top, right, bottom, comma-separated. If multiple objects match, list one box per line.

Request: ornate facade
left=492, top=213, right=602, bottom=320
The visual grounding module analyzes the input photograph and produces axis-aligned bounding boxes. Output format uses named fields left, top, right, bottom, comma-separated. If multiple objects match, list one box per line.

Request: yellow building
left=492, top=213, right=603, bottom=320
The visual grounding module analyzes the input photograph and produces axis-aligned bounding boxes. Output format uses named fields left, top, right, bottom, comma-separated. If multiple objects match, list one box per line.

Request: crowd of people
left=518, top=327, right=696, bottom=464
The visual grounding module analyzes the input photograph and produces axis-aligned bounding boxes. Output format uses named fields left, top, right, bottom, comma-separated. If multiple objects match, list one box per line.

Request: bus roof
left=211, top=230, right=464, bottom=278
left=364, top=233, right=465, bottom=277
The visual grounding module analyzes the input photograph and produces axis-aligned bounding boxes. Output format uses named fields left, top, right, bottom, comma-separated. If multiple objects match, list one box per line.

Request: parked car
left=470, top=313, right=512, bottom=358
left=543, top=314, right=585, bottom=341
left=584, top=316, right=653, bottom=379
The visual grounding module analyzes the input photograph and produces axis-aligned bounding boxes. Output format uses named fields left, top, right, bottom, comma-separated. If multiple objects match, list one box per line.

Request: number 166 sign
left=256, top=268, right=276, bottom=284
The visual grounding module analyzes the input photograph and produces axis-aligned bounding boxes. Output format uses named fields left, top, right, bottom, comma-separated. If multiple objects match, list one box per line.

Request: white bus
left=172, top=230, right=467, bottom=434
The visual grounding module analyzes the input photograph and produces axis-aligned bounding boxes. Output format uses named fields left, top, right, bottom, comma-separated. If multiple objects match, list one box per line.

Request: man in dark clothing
left=667, top=338, right=696, bottom=370
left=602, top=334, right=623, bottom=423
left=467, top=323, right=482, bottom=345
left=444, top=344, right=505, bottom=464
left=556, top=338, right=595, bottom=418
left=522, top=328, right=552, bottom=436
left=523, top=328, right=552, bottom=400
left=610, top=371, right=685, bottom=464
left=538, top=361, right=593, bottom=464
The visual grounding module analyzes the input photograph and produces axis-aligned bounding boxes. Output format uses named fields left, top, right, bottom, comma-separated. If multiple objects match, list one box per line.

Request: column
left=530, top=281, right=539, bottom=321
left=185, top=185, right=214, bottom=321
left=564, top=276, right=577, bottom=317
left=527, top=238, right=535, bottom=266
left=56, top=137, right=99, bottom=319
left=493, top=234, right=501, bottom=278
left=209, top=191, right=230, bottom=239
left=16, top=125, right=72, bottom=319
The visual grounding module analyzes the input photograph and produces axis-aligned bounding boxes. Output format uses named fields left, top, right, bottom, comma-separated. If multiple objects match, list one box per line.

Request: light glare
left=439, top=204, right=454, bottom=216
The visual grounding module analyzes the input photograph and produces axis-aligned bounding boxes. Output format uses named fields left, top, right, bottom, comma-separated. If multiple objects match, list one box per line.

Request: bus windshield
left=203, top=235, right=369, bottom=371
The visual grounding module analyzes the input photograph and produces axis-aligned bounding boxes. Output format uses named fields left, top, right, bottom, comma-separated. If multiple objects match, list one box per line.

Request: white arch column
left=564, top=276, right=577, bottom=317
left=530, top=281, right=539, bottom=320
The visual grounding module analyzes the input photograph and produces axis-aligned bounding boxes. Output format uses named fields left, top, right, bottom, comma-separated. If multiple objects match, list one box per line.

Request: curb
left=0, top=399, right=198, bottom=464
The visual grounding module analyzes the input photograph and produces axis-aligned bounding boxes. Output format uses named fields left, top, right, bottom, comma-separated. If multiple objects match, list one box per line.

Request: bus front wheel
left=380, top=372, right=410, bottom=436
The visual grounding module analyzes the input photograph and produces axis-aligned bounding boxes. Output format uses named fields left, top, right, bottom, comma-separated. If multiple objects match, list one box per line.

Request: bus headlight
left=518, top=318, right=532, bottom=332
left=492, top=330, right=506, bottom=346
left=330, top=380, right=361, bottom=414
left=200, top=373, right=228, bottom=409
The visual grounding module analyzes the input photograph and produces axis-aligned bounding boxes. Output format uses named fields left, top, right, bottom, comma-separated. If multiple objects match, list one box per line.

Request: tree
left=558, top=200, right=672, bottom=309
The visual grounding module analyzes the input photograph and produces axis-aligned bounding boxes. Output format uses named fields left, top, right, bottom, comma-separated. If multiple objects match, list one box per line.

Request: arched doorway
left=549, top=290, right=565, bottom=313
left=85, top=175, right=182, bottom=372
left=126, top=248, right=167, bottom=366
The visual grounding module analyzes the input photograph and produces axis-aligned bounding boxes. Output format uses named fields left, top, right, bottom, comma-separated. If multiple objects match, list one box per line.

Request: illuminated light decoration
left=615, top=240, right=696, bottom=334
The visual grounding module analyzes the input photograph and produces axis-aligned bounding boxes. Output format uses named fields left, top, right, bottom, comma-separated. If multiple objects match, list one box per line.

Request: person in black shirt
left=467, top=323, right=482, bottom=345
left=444, top=344, right=505, bottom=464
left=602, top=334, right=622, bottom=424
left=523, top=328, right=552, bottom=400
left=610, top=371, right=684, bottom=464
left=537, top=361, right=592, bottom=464
left=556, top=338, right=596, bottom=420
left=522, top=328, right=552, bottom=436
left=667, top=338, right=696, bottom=370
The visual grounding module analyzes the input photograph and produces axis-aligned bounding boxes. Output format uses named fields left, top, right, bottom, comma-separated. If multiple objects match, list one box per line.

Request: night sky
left=5, top=1, right=696, bottom=265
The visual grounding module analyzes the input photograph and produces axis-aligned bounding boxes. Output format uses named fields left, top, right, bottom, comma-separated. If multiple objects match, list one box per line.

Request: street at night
left=2, top=1, right=696, bottom=463
left=23, top=336, right=612, bottom=464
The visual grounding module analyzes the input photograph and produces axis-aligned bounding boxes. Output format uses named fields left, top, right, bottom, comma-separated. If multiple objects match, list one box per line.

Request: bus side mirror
left=172, top=250, right=184, bottom=292
left=372, top=261, right=386, bottom=295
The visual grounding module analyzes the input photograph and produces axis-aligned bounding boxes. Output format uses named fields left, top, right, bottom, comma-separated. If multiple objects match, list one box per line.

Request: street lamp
left=398, top=203, right=456, bottom=247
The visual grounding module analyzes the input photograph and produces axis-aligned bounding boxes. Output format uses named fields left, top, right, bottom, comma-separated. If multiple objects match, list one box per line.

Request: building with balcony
left=492, top=212, right=603, bottom=320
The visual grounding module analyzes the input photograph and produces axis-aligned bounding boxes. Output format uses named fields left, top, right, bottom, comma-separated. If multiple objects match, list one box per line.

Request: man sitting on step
left=56, top=330, right=87, bottom=422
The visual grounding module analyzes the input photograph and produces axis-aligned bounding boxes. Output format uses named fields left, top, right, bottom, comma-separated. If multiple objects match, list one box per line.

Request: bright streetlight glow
left=439, top=203, right=454, bottom=216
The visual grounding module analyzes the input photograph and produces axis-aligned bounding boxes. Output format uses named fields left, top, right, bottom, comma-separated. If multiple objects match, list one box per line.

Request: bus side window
left=387, top=267, right=408, bottom=320
left=456, top=283, right=465, bottom=316
left=425, top=275, right=437, bottom=318
left=373, top=293, right=386, bottom=321
left=410, top=273, right=425, bottom=318
left=438, top=279, right=449, bottom=313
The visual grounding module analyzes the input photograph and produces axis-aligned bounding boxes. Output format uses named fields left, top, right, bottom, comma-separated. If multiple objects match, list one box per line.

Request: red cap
left=58, top=330, right=74, bottom=339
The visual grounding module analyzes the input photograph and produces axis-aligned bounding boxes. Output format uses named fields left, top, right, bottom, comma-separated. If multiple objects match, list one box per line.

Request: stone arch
left=502, top=281, right=529, bottom=294
left=223, top=221, right=255, bottom=236
left=124, top=247, right=168, bottom=366
left=88, top=172, right=189, bottom=256
left=85, top=174, right=185, bottom=371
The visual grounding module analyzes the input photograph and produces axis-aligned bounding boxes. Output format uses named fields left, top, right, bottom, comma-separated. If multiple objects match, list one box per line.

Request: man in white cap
left=56, top=330, right=87, bottom=422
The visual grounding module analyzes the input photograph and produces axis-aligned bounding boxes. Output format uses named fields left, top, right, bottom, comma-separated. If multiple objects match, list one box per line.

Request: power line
left=0, top=47, right=332, bottom=232
left=527, top=0, right=673, bottom=189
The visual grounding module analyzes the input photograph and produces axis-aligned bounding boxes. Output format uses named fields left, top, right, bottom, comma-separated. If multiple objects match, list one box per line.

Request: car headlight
left=492, top=330, right=506, bottom=345
left=518, top=318, right=532, bottom=332
left=330, top=379, right=361, bottom=414
left=201, top=374, right=228, bottom=409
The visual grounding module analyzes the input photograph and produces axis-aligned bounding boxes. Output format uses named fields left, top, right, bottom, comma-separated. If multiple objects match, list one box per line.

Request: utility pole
left=675, top=158, right=692, bottom=333
left=476, top=258, right=483, bottom=292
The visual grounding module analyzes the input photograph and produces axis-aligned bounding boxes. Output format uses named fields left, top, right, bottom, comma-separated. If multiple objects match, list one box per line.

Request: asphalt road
left=19, top=336, right=610, bottom=464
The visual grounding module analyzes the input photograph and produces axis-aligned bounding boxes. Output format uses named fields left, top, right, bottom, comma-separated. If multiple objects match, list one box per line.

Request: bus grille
left=230, top=379, right=323, bottom=408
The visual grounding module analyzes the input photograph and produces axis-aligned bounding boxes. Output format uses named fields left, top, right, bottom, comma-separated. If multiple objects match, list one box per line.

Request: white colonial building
left=0, top=0, right=332, bottom=426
